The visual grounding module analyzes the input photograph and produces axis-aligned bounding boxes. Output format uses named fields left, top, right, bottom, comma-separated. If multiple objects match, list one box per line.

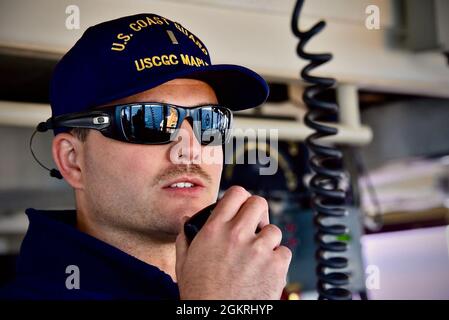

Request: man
left=1, top=13, right=291, bottom=300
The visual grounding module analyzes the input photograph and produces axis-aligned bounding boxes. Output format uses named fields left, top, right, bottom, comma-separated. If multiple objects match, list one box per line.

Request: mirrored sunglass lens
left=121, top=105, right=180, bottom=143
left=199, top=107, right=230, bottom=145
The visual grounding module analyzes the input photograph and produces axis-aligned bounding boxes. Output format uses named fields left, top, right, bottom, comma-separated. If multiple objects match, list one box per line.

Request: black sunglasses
left=44, top=103, right=233, bottom=146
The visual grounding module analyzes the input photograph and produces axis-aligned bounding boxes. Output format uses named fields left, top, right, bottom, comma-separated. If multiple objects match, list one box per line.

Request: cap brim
left=90, top=64, right=269, bottom=113
left=181, top=64, right=269, bottom=111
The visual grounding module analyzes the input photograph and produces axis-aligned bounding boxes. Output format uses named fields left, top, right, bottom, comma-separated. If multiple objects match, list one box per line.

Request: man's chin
left=158, top=220, right=187, bottom=242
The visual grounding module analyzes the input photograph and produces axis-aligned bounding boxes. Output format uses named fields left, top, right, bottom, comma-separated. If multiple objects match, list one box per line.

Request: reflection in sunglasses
left=165, top=108, right=178, bottom=134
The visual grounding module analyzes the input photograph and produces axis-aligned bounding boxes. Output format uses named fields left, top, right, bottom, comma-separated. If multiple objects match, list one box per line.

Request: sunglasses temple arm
left=52, top=115, right=111, bottom=130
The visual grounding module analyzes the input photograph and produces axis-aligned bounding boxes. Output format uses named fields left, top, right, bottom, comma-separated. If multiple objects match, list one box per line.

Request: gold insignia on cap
left=166, top=30, right=179, bottom=45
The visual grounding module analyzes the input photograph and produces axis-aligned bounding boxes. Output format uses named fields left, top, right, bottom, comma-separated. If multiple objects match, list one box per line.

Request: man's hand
left=175, top=186, right=292, bottom=300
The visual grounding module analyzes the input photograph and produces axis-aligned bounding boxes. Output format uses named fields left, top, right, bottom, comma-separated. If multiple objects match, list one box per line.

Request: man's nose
left=169, top=118, right=201, bottom=164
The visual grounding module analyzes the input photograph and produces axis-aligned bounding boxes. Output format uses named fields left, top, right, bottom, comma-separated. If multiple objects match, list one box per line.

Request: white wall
left=1, top=0, right=448, bottom=97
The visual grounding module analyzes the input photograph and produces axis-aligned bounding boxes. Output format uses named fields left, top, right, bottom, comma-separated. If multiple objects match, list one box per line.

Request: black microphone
left=29, top=120, right=63, bottom=180
left=184, top=202, right=261, bottom=244
left=184, top=203, right=217, bottom=244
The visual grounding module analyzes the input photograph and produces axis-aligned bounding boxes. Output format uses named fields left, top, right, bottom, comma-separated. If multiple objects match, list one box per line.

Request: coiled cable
left=291, top=0, right=352, bottom=300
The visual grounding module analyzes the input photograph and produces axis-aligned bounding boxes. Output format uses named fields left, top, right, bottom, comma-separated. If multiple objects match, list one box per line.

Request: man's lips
left=161, top=176, right=206, bottom=197
left=161, top=176, right=206, bottom=189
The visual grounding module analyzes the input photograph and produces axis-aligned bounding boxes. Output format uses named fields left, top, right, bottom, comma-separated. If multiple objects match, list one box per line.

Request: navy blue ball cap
left=50, top=13, right=269, bottom=120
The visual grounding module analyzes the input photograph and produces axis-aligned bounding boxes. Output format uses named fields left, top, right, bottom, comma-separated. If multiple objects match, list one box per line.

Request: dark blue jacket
left=0, top=208, right=180, bottom=300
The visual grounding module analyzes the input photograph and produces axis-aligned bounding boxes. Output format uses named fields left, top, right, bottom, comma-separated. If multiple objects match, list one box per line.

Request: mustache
left=154, top=164, right=212, bottom=186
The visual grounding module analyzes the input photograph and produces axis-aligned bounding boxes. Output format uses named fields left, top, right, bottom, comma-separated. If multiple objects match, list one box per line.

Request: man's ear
left=52, top=132, right=84, bottom=189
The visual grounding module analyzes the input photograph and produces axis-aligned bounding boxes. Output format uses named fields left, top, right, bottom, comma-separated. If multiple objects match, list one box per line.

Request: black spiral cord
left=291, top=0, right=352, bottom=300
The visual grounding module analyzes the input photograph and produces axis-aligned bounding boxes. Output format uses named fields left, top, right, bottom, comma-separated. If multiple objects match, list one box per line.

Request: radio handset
left=184, top=203, right=217, bottom=244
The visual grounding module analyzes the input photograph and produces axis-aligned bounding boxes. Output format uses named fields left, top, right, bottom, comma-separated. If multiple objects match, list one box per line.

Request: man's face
left=79, top=79, right=223, bottom=241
